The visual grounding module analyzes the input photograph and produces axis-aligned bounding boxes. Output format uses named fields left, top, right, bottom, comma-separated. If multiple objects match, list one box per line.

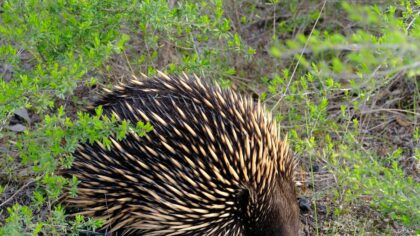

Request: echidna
left=63, top=72, right=299, bottom=236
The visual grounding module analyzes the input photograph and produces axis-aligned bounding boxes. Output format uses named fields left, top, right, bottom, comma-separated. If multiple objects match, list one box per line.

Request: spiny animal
left=63, top=72, right=299, bottom=236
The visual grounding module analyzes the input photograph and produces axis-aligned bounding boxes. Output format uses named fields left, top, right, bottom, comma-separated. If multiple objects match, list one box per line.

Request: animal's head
left=239, top=172, right=299, bottom=236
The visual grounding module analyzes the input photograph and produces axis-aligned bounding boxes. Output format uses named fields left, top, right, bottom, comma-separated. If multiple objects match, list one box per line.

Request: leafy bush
left=335, top=146, right=419, bottom=226
left=0, top=0, right=152, bottom=234
left=266, top=1, right=420, bottom=232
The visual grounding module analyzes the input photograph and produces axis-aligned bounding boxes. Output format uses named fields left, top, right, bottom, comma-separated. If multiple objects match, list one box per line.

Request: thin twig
left=360, top=108, right=420, bottom=117
left=123, top=50, right=134, bottom=75
left=0, top=179, right=36, bottom=208
left=273, top=43, right=416, bottom=59
left=406, top=10, right=420, bottom=32
left=271, top=0, right=327, bottom=112
left=320, top=61, right=420, bottom=81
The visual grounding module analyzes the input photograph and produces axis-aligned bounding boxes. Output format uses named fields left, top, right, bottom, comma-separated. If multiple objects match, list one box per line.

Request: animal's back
left=64, top=72, right=299, bottom=235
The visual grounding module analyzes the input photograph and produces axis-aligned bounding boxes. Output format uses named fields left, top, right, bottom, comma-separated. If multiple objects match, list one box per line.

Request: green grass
left=1, top=0, right=419, bottom=235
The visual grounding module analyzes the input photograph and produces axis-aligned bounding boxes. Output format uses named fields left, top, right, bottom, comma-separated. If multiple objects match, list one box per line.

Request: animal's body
left=63, top=72, right=299, bottom=236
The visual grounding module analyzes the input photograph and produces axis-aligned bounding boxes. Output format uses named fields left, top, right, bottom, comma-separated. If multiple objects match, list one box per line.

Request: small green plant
left=335, top=145, right=419, bottom=226
left=1, top=105, right=153, bottom=234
